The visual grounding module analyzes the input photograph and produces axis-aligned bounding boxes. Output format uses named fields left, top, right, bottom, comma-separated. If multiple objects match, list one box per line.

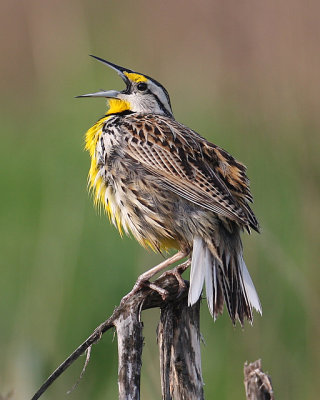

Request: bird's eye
left=137, top=82, right=147, bottom=91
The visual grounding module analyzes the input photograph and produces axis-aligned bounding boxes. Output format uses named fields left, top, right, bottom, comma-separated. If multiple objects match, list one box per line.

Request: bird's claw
left=163, top=260, right=190, bottom=296
left=146, top=282, right=169, bottom=300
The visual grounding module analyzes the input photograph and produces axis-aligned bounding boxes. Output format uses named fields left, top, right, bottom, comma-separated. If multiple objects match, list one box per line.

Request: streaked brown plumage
left=79, top=56, right=261, bottom=324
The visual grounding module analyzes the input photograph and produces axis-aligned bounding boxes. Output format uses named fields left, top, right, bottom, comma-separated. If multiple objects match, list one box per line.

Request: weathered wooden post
left=244, top=359, right=274, bottom=400
left=158, top=297, right=203, bottom=399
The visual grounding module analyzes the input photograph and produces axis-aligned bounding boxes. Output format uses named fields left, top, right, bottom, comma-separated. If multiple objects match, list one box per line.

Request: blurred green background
left=1, top=1, right=319, bottom=399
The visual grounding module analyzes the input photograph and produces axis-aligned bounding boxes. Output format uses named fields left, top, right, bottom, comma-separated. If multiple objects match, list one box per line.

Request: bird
left=78, top=55, right=262, bottom=325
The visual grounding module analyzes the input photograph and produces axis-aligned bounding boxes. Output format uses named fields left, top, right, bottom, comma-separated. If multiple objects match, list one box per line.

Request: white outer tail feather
left=238, top=253, right=262, bottom=314
left=188, top=236, right=262, bottom=319
left=204, top=248, right=214, bottom=317
left=188, top=236, right=206, bottom=306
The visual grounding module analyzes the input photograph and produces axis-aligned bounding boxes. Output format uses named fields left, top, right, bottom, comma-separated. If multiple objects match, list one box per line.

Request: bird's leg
left=121, top=251, right=187, bottom=302
left=137, top=251, right=187, bottom=282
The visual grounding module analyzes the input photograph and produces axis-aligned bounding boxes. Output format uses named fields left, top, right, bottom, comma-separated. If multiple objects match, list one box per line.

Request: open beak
left=76, top=55, right=133, bottom=98
left=89, top=55, right=133, bottom=84
left=76, top=89, right=120, bottom=99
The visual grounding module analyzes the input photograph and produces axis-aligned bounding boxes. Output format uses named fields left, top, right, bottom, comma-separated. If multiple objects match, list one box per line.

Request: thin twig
left=66, top=346, right=92, bottom=394
left=30, top=316, right=115, bottom=400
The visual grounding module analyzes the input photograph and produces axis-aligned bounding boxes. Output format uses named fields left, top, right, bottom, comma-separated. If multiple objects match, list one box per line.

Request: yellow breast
left=85, top=99, right=131, bottom=231
left=85, top=115, right=122, bottom=232
left=85, top=107, right=180, bottom=253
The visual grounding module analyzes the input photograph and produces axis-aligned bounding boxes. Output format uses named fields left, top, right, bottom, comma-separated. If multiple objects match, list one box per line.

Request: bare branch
left=30, top=272, right=188, bottom=400
left=66, top=346, right=92, bottom=394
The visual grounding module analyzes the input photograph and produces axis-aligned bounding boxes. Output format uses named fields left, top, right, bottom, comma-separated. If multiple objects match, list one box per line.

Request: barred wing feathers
left=120, top=114, right=259, bottom=231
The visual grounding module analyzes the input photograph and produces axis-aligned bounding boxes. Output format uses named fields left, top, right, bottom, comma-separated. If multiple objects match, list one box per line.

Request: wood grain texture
left=158, top=298, right=204, bottom=400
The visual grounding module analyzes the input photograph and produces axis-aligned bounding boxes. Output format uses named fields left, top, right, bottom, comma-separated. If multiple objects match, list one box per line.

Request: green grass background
left=1, top=1, right=319, bottom=399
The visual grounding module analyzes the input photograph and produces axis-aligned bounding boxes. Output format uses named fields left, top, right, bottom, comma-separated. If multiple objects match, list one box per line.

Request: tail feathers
left=238, top=253, right=262, bottom=316
left=188, top=236, right=262, bottom=324
left=188, top=236, right=206, bottom=306
left=204, top=254, right=224, bottom=320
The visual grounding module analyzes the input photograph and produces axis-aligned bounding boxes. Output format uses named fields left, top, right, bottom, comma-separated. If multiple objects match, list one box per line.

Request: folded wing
left=119, top=114, right=259, bottom=231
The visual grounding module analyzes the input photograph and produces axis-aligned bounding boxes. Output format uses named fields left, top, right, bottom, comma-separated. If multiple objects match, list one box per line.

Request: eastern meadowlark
left=79, top=55, right=261, bottom=324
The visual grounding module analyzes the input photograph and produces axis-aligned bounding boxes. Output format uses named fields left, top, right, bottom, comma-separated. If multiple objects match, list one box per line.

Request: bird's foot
left=121, top=276, right=169, bottom=304
left=163, top=260, right=190, bottom=295
left=144, top=281, right=169, bottom=300
left=120, top=251, right=188, bottom=304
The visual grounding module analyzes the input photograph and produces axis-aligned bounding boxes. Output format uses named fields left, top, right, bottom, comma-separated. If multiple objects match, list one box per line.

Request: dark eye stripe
left=153, top=94, right=172, bottom=117
left=147, top=77, right=172, bottom=109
